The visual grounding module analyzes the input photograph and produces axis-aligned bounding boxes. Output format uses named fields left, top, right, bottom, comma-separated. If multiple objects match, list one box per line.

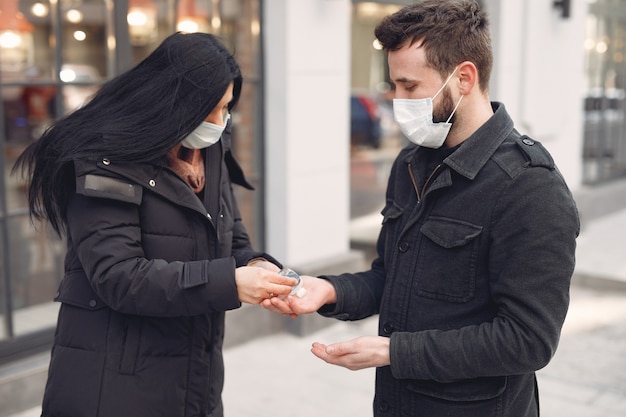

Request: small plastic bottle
left=278, top=267, right=307, bottom=298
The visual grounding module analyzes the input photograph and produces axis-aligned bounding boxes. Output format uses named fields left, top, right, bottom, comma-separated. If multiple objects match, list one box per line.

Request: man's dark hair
left=375, top=0, right=492, bottom=92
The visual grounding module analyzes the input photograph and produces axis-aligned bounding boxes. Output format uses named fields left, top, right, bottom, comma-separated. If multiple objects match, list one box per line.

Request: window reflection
left=0, top=0, right=35, bottom=73
left=177, top=0, right=212, bottom=33
left=583, top=1, right=626, bottom=183
left=128, top=0, right=158, bottom=46
left=4, top=216, right=63, bottom=337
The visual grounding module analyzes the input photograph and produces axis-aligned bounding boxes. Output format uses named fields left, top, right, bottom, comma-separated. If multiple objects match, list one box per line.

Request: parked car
left=351, top=93, right=383, bottom=149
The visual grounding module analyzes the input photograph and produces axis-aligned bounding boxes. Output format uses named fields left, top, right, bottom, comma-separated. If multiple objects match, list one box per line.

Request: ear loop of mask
left=432, top=66, right=459, bottom=101
left=446, top=95, right=464, bottom=123
left=432, top=66, right=463, bottom=123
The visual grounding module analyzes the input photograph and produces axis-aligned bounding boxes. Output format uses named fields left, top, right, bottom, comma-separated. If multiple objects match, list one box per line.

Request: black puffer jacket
left=41, top=142, right=274, bottom=417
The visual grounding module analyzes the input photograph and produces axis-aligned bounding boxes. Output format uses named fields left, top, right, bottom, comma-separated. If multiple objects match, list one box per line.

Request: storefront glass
left=349, top=3, right=403, bottom=223
left=583, top=0, right=626, bottom=183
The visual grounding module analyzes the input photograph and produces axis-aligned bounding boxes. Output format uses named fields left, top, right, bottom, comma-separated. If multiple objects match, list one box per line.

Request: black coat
left=42, top=142, right=274, bottom=417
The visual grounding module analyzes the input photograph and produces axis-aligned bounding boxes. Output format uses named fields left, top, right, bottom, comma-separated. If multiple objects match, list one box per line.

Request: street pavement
left=8, top=209, right=626, bottom=417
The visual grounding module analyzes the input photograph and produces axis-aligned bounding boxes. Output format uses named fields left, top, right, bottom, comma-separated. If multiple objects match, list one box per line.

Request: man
left=263, top=1, right=580, bottom=416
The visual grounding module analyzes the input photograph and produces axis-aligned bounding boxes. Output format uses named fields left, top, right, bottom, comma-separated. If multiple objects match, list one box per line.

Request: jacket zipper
left=408, top=163, right=442, bottom=203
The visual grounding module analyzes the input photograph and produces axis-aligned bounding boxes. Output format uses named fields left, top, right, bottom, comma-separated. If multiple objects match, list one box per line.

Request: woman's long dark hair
left=13, top=32, right=242, bottom=235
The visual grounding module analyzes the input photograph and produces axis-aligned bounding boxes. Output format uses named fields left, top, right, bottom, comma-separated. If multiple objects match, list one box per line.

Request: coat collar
left=403, top=102, right=515, bottom=180
left=74, top=158, right=208, bottom=215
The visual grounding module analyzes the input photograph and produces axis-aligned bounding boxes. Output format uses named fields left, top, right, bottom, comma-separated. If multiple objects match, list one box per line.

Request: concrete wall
left=264, top=0, right=353, bottom=267
left=487, top=0, right=588, bottom=192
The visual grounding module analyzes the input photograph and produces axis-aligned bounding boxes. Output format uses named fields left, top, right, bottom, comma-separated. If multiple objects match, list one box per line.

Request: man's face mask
left=393, top=67, right=463, bottom=148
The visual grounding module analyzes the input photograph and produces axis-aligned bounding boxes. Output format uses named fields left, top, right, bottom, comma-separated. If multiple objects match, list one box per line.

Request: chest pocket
left=416, top=217, right=482, bottom=303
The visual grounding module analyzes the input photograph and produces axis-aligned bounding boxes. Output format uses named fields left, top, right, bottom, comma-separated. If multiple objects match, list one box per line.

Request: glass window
left=1, top=0, right=67, bottom=346
left=129, top=0, right=173, bottom=64
left=221, top=0, right=263, bottom=245
left=176, top=0, right=212, bottom=34
left=583, top=0, right=626, bottom=183
left=349, top=3, right=404, bottom=225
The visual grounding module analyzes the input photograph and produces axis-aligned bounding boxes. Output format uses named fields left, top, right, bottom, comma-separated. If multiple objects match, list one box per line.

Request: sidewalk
left=572, top=208, right=626, bottom=290
left=7, top=209, right=626, bottom=417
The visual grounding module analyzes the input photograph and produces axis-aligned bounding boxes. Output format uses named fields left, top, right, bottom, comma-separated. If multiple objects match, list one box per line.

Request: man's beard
left=432, top=87, right=456, bottom=123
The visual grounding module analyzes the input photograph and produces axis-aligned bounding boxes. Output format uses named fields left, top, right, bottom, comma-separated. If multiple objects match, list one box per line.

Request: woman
left=13, top=32, right=296, bottom=417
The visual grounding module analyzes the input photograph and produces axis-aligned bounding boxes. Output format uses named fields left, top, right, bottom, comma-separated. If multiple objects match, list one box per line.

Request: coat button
left=102, top=158, right=110, bottom=165
left=88, top=299, right=97, bottom=307
left=378, top=401, right=390, bottom=412
left=149, top=179, right=156, bottom=187
left=522, top=138, right=535, bottom=146
left=382, top=322, right=394, bottom=334
left=398, top=241, right=410, bottom=252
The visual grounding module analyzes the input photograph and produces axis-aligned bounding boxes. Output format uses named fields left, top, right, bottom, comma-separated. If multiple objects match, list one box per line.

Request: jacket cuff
left=389, top=332, right=422, bottom=380
left=182, top=257, right=240, bottom=312
left=244, top=253, right=283, bottom=270
left=316, top=276, right=349, bottom=321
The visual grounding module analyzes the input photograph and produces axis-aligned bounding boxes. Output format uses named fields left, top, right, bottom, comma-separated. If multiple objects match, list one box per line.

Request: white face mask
left=393, top=67, right=463, bottom=149
left=180, top=113, right=230, bottom=149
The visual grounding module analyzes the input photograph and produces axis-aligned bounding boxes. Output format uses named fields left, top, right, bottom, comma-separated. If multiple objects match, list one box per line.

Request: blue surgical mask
left=393, top=67, right=463, bottom=149
left=180, top=113, right=230, bottom=149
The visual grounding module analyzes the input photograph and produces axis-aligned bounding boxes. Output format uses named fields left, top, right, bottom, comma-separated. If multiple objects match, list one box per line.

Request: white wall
left=487, top=0, right=588, bottom=191
left=264, top=0, right=352, bottom=266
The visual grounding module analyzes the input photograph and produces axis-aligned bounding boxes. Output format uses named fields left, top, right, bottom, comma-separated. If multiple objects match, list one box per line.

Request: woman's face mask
left=393, top=67, right=463, bottom=149
left=180, top=113, right=230, bottom=149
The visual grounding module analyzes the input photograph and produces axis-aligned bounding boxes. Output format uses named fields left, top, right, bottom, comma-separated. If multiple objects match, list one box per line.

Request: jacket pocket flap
left=55, top=270, right=106, bottom=310
left=406, top=376, right=507, bottom=402
left=421, top=217, right=482, bottom=248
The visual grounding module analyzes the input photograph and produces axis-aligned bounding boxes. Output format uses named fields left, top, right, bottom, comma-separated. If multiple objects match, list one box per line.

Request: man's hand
left=311, top=336, right=390, bottom=370
left=260, top=275, right=337, bottom=317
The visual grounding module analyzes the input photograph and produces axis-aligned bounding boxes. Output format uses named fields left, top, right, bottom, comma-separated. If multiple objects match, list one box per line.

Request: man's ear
left=457, top=61, right=478, bottom=95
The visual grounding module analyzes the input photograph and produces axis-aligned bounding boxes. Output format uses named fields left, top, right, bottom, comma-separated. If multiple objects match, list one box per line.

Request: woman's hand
left=235, top=266, right=297, bottom=304
left=246, top=258, right=281, bottom=273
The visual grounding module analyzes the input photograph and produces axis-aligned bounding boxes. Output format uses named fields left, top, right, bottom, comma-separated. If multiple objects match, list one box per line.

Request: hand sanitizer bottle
left=278, top=267, right=307, bottom=298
